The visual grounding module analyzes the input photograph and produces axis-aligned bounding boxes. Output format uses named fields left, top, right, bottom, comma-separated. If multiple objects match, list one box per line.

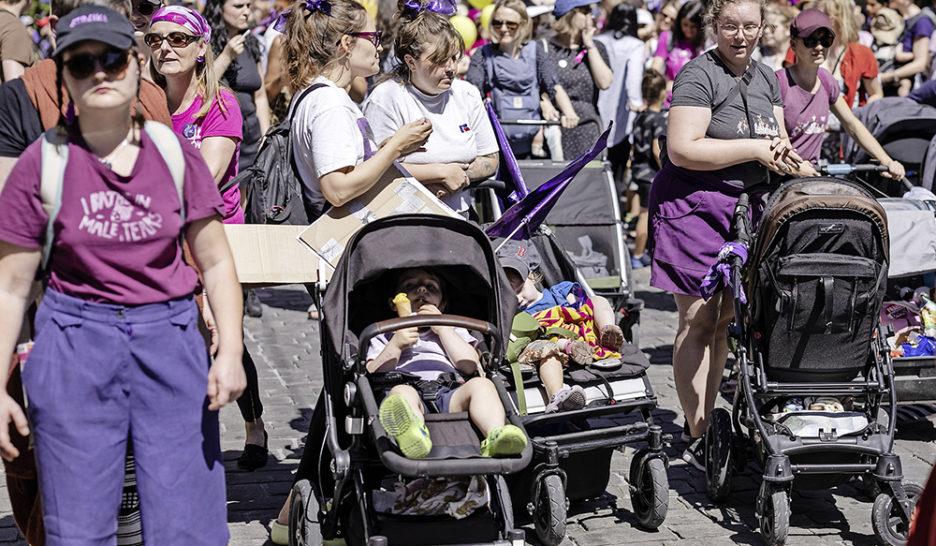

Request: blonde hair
left=282, top=0, right=369, bottom=91
left=812, top=0, right=859, bottom=44
left=490, top=0, right=533, bottom=46
left=150, top=41, right=228, bottom=120
left=390, top=2, right=463, bottom=83
left=551, top=9, right=579, bottom=36
left=765, top=3, right=796, bottom=26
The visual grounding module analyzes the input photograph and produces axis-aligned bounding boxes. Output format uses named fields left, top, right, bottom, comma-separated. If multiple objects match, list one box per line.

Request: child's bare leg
left=388, top=384, right=424, bottom=423
left=634, top=208, right=649, bottom=256
left=592, top=295, right=616, bottom=330
left=449, top=377, right=505, bottom=437
left=539, top=356, right=564, bottom=398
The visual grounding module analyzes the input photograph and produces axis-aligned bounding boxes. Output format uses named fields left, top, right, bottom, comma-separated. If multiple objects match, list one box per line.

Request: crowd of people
left=1, top=0, right=936, bottom=542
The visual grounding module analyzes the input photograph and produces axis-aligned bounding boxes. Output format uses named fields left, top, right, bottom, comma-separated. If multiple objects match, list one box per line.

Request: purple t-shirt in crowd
left=901, top=14, right=934, bottom=54
left=654, top=30, right=700, bottom=81
left=776, top=67, right=840, bottom=164
left=172, top=89, right=244, bottom=224
left=0, top=125, right=225, bottom=305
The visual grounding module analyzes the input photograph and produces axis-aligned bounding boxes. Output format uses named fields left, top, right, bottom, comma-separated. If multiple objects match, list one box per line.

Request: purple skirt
left=647, top=163, right=746, bottom=297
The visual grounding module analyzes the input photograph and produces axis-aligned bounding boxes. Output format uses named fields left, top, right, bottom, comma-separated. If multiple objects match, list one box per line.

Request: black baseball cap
left=53, top=5, right=136, bottom=57
left=494, top=238, right=540, bottom=279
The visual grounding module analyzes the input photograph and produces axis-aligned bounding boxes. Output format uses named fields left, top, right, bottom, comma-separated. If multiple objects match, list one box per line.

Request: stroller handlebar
left=367, top=314, right=497, bottom=337
left=498, top=119, right=561, bottom=126
left=819, top=162, right=913, bottom=191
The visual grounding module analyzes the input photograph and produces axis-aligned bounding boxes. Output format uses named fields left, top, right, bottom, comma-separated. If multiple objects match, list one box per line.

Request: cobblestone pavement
left=0, top=268, right=933, bottom=545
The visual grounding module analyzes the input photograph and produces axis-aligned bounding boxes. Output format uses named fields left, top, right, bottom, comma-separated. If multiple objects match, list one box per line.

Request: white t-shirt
left=366, top=327, right=478, bottom=381
left=363, top=79, right=499, bottom=213
left=291, top=76, right=376, bottom=212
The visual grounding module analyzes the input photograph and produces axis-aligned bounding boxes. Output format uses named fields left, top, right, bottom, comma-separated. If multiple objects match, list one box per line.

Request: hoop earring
left=196, top=55, right=205, bottom=63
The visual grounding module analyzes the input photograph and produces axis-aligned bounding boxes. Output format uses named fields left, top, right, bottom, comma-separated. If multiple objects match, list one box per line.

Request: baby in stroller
left=497, top=242, right=625, bottom=413
left=369, top=267, right=527, bottom=458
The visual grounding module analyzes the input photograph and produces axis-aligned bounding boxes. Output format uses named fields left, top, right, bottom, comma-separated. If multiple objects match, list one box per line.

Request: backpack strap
left=39, top=128, right=68, bottom=272
left=143, top=121, right=186, bottom=224
left=481, top=44, right=495, bottom=97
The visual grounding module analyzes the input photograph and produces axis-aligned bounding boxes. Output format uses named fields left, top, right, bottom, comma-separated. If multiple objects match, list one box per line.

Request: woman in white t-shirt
left=282, top=0, right=432, bottom=219
left=363, top=0, right=500, bottom=217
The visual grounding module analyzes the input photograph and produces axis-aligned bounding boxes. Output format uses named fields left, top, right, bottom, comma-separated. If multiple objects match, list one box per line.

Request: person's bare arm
left=254, top=63, right=271, bottom=136
left=419, top=304, right=480, bottom=375
left=666, top=105, right=801, bottom=175
left=553, top=85, right=579, bottom=128
left=833, top=97, right=905, bottom=179
left=366, top=328, right=418, bottom=373
left=263, top=35, right=285, bottom=102
left=198, top=136, right=238, bottom=184
left=1, top=60, right=25, bottom=82
left=0, top=157, right=17, bottom=193
left=862, top=75, right=883, bottom=103
left=884, top=36, right=930, bottom=81
left=466, top=152, right=498, bottom=183
left=319, top=119, right=432, bottom=206
left=0, top=242, right=39, bottom=461
left=185, top=217, right=245, bottom=410
left=650, top=55, right=664, bottom=75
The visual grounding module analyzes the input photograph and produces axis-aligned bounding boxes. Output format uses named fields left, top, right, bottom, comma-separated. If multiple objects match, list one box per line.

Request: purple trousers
left=23, top=289, right=229, bottom=546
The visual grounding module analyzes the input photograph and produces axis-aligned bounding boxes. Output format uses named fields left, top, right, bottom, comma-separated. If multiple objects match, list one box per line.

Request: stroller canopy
left=323, top=214, right=518, bottom=360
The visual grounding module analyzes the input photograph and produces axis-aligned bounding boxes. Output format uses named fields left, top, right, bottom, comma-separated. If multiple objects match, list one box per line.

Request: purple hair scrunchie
left=401, top=0, right=456, bottom=18
left=273, top=0, right=332, bottom=32
left=151, top=5, right=211, bottom=42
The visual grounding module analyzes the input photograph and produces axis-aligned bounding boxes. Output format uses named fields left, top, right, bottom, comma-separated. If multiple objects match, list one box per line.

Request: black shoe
left=245, top=289, right=263, bottom=318
left=682, top=435, right=705, bottom=471
left=237, top=431, right=268, bottom=471
left=681, top=419, right=691, bottom=443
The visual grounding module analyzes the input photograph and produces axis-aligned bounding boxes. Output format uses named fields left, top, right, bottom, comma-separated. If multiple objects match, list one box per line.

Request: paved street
left=0, top=267, right=933, bottom=545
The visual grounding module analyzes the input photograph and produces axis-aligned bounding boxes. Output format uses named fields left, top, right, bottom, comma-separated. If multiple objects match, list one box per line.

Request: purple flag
left=485, top=124, right=612, bottom=241
left=485, top=101, right=528, bottom=204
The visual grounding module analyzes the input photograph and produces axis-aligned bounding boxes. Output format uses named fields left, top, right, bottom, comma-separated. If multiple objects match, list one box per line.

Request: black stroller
left=289, top=214, right=532, bottom=546
left=495, top=228, right=669, bottom=546
left=705, top=178, right=921, bottom=545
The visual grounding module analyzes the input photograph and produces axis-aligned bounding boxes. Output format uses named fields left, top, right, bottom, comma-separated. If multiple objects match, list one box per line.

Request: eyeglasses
left=349, top=31, right=382, bottom=48
left=134, top=0, right=162, bottom=16
left=143, top=32, right=200, bottom=49
left=718, top=23, right=761, bottom=37
left=801, top=34, right=834, bottom=48
left=63, top=49, right=131, bottom=79
left=491, top=19, right=521, bottom=31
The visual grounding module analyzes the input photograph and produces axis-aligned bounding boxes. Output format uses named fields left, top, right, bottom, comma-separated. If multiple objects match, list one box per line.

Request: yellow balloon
left=480, top=3, right=495, bottom=30
left=450, top=15, right=478, bottom=49
left=466, top=0, right=493, bottom=10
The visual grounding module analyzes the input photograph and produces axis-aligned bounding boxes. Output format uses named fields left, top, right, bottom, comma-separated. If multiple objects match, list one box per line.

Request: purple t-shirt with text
left=776, top=67, right=840, bottom=164
left=0, top=126, right=225, bottom=305
left=172, top=89, right=244, bottom=224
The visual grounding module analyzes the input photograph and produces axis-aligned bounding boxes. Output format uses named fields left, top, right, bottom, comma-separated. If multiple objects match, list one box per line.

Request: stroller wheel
left=871, top=481, right=923, bottom=546
left=533, top=474, right=567, bottom=546
left=628, top=450, right=669, bottom=530
left=756, top=482, right=790, bottom=546
left=288, top=479, right=322, bottom=546
left=705, top=408, right=734, bottom=502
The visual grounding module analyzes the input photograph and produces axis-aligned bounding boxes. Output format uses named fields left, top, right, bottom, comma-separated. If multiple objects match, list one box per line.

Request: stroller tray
left=519, top=376, right=648, bottom=414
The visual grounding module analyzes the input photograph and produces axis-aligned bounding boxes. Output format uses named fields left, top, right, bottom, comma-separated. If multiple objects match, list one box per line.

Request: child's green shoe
left=480, top=424, right=527, bottom=457
left=379, top=394, right=432, bottom=458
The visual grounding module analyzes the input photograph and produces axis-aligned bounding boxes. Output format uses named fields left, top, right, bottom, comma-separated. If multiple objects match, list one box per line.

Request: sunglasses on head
left=134, top=0, right=162, bottom=16
left=349, top=31, right=382, bottom=48
left=63, top=49, right=130, bottom=80
left=801, top=33, right=834, bottom=48
left=491, top=19, right=520, bottom=30
left=143, top=32, right=200, bottom=49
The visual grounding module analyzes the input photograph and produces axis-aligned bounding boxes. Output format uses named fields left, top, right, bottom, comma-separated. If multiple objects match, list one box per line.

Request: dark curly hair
left=203, top=0, right=262, bottom=67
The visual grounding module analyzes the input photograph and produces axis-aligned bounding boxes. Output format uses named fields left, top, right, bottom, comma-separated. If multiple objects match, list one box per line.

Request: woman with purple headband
left=147, top=5, right=273, bottom=473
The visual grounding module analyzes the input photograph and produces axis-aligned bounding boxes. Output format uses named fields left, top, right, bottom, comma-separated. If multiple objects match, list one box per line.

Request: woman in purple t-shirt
left=780, top=8, right=904, bottom=174
left=0, top=6, right=245, bottom=544
left=651, top=0, right=704, bottom=83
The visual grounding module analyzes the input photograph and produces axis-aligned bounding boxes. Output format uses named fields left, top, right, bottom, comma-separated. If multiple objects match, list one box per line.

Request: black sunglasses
left=349, top=31, right=382, bottom=48
left=802, top=34, right=834, bottom=48
left=491, top=19, right=520, bottom=30
left=134, top=0, right=162, bottom=16
left=63, top=49, right=131, bottom=80
left=144, top=32, right=200, bottom=49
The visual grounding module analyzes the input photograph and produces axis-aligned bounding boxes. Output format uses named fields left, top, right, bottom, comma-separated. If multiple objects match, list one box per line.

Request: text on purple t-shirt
left=0, top=125, right=225, bottom=305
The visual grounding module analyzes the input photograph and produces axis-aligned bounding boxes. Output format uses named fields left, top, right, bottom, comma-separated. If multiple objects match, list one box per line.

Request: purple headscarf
left=151, top=6, right=212, bottom=42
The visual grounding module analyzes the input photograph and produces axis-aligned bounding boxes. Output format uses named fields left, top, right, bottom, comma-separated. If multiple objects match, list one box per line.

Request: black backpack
left=239, top=83, right=325, bottom=225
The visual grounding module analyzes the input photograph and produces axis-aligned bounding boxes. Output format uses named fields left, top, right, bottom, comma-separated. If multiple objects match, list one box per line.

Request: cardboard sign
left=298, top=170, right=460, bottom=278
left=223, top=224, right=319, bottom=287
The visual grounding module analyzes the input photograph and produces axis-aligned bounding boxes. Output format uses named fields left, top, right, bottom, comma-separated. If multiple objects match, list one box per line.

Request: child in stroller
left=370, top=267, right=528, bottom=459
left=497, top=241, right=626, bottom=413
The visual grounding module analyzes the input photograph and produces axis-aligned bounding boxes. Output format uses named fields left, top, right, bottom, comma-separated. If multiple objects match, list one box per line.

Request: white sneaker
left=545, top=385, right=587, bottom=413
